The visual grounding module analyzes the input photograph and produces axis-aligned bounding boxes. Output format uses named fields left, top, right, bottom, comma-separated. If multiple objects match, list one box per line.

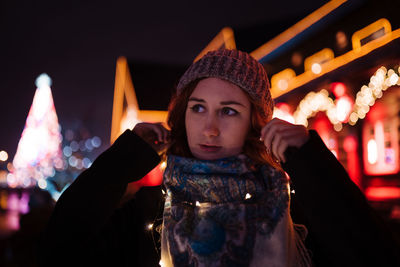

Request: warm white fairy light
left=160, top=161, right=167, bottom=169
left=273, top=107, right=295, bottom=124
left=293, top=89, right=338, bottom=127
left=0, top=151, right=8, bottom=161
left=293, top=66, right=399, bottom=129
left=277, top=79, right=289, bottom=91
left=311, top=63, right=322, bottom=74
left=349, top=66, right=400, bottom=126
left=245, top=193, right=252, bottom=199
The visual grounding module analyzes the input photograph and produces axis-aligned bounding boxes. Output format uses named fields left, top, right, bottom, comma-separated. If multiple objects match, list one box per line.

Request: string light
left=292, top=66, right=400, bottom=129
left=0, top=151, right=8, bottom=161
left=160, top=161, right=167, bottom=169
left=350, top=66, right=400, bottom=126
left=293, top=89, right=337, bottom=127
left=311, top=63, right=322, bottom=74
left=245, top=193, right=252, bottom=199
left=273, top=104, right=295, bottom=124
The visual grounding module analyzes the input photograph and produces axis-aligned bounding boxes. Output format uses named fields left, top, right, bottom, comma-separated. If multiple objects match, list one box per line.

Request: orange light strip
left=352, top=18, right=392, bottom=50
left=251, top=0, right=347, bottom=61
left=194, top=27, right=236, bottom=62
left=272, top=28, right=400, bottom=99
left=111, top=57, right=168, bottom=144
left=137, top=110, right=168, bottom=124
left=270, top=68, right=296, bottom=93
left=111, top=57, right=132, bottom=144
left=304, top=48, right=334, bottom=72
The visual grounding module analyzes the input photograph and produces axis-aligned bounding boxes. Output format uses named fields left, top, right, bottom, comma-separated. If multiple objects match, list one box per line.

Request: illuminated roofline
left=111, top=57, right=168, bottom=144
left=251, top=0, right=347, bottom=61
left=194, top=27, right=236, bottom=62
left=271, top=28, right=400, bottom=99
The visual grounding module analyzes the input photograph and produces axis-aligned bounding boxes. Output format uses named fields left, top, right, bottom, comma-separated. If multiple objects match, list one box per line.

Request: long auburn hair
left=166, top=79, right=281, bottom=169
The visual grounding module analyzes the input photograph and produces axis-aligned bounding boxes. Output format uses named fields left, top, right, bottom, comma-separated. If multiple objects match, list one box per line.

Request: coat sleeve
left=38, top=130, right=161, bottom=267
left=282, top=130, right=400, bottom=267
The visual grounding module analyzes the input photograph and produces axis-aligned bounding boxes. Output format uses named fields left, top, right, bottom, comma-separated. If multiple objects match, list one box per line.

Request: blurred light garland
left=292, top=66, right=400, bottom=130
left=349, top=66, right=400, bottom=126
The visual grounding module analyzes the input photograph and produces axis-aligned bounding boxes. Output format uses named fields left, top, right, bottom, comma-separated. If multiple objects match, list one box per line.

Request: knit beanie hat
left=177, top=49, right=273, bottom=120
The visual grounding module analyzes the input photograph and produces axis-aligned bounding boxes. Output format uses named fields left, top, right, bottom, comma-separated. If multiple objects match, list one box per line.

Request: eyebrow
left=188, top=97, right=246, bottom=107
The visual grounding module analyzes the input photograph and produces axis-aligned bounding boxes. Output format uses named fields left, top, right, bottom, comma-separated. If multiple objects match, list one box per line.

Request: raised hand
left=260, top=118, right=309, bottom=163
left=132, top=122, right=170, bottom=155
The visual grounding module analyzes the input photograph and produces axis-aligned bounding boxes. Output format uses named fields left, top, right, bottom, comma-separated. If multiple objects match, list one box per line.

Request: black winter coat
left=39, top=130, right=400, bottom=267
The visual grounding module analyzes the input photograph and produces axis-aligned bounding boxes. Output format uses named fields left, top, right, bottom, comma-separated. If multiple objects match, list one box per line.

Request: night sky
left=0, top=0, right=327, bottom=160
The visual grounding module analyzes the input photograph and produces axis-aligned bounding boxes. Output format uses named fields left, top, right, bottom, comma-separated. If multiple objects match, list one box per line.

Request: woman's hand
left=260, top=118, right=309, bottom=163
left=132, top=122, right=170, bottom=155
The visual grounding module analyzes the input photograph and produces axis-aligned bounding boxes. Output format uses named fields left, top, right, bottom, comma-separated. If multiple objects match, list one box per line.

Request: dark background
left=0, top=0, right=329, bottom=159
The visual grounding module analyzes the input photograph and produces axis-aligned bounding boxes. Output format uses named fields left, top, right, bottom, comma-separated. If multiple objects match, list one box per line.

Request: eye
left=189, top=104, right=205, bottom=113
left=221, top=107, right=238, bottom=116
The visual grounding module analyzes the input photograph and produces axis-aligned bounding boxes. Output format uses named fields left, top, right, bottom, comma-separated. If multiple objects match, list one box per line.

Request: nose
left=203, top=115, right=220, bottom=138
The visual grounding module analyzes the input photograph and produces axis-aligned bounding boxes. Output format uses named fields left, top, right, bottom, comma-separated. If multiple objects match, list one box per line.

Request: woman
left=39, top=49, right=399, bottom=267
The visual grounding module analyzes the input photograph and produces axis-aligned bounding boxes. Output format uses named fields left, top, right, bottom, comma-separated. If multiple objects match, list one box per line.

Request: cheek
left=185, top=110, right=196, bottom=142
left=223, top=117, right=251, bottom=146
left=234, top=123, right=250, bottom=144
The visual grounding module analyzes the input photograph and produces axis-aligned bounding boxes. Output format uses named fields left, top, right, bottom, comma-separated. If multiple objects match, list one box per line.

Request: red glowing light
left=365, top=186, right=400, bottom=201
left=273, top=103, right=295, bottom=123
left=312, top=115, right=339, bottom=159
left=331, top=82, right=346, bottom=97
left=134, top=163, right=163, bottom=187
left=366, top=101, right=385, bottom=122
left=343, top=136, right=361, bottom=188
left=363, top=113, right=399, bottom=175
left=276, top=102, right=291, bottom=113
left=343, top=136, right=357, bottom=152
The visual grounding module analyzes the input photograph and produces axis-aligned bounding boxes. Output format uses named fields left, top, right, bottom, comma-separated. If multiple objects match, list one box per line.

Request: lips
left=199, top=144, right=222, bottom=152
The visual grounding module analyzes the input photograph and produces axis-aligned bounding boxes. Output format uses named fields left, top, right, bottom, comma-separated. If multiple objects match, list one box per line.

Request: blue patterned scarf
left=160, top=155, right=311, bottom=267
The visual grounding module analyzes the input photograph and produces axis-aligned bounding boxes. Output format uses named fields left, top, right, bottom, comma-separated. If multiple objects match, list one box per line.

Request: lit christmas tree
left=9, top=74, right=63, bottom=188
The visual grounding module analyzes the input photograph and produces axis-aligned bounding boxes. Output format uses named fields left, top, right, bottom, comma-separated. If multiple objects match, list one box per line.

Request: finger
left=155, top=124, right=169, bottom=144
left=271, top=132, right=285, bottom=162
left=262, top=120, right=288, bottom=154
left=276, top=132, right=299, bottom=163
left=260, top=118, right=286, bottom=140
left=155, top=123, right=167, bottom=143
left=272, top=131, right=296, bottom=162
left=280, top=126, right=309, bottom=148
left=160, top=125, right=170, bottom=143
left=260, top=118, right=276, bottom=140
left=276, top=130, right=309, bottom=163
left=150, top=124, right=164, bottom=143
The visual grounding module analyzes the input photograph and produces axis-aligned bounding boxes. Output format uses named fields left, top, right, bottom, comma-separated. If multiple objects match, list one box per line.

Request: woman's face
left=185, top=78, right=251, bottom=160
